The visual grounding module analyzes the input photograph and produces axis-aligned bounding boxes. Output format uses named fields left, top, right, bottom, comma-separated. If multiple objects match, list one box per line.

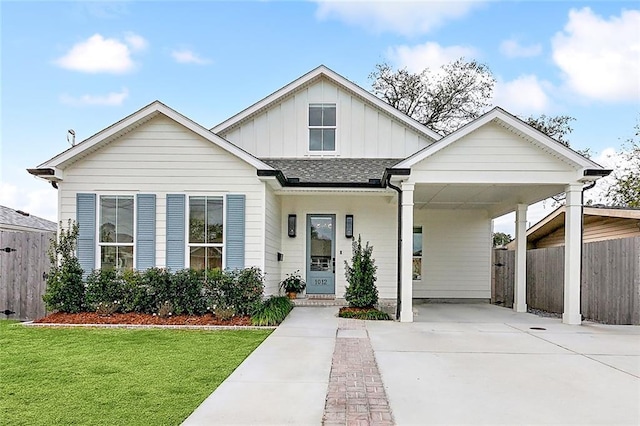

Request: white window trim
left=185, top=194, right=226, bottom=270
left=307, top=102, right=338, bottom=155
left=95, top=193, right=137, bottom=270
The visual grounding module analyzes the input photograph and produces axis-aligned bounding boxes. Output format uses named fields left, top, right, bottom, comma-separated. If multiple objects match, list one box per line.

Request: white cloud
left=552, top=7, right=640, bottom=102
left=499, top=39, right=542, bottom=58
left=0, top=182, right=58, bottom=222
left=171, top=49, right=212, bottom=65
left=60, top=88, right=129, bottom=107
left=387, top=42, right=477, bottom=72
left=493, top=75, right=551, bottom=115
left=314, top=0, right=484, bottom=36
left=55, top=33, right=147, bottom=73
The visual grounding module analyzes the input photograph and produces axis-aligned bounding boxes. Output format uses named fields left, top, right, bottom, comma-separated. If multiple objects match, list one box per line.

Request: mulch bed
left=34, top=312, right=252, bottom=326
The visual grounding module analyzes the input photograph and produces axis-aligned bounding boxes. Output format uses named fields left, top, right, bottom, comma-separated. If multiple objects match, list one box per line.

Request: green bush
left=203, top=267, right=264, bottom=316
left=338, top=307, right=390, bottom=320
left=142, top=268, right=174, bottom=314
left=170, top=269, right=207, bottom=315
left=85, top=268, right=123, bottom=311
left=344, top=235, right=379, bottom=308
left=120, top=269, right=154, bottom=313
left=251, top=296, right=293, bottom=326
left=42, top=221, right=85, bottom=313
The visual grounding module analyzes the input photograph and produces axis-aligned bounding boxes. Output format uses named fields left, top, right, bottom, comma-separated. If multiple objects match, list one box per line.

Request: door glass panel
left=309, top=216, right=333, bottom=271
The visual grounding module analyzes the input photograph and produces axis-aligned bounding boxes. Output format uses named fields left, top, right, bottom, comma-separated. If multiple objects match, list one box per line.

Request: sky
left=1, top=1, right=639, bottom=235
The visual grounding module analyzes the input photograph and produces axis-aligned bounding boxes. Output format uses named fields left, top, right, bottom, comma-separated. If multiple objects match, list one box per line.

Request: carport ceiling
left=413, top=184, right=565, bottom=217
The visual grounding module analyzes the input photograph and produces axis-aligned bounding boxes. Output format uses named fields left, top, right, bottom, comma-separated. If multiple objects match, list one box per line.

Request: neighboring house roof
left=396, top=107, right=607, bottom=172
left=261, top=158, right=399, bottom=184
left=506, top=205, right=640, bottom=249
left=211, top=65, right=442, bottom=142
left=30, top=101, right=274, bottom=175
left=0, top=205, right=57, bottom=232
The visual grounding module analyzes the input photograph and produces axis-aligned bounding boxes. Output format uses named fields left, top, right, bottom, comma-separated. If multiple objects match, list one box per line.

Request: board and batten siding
left=263, top=184, right=282, bottom=295
left=535, top=217, right=640, bottom=248
left=279, top=193, right=397, bottom=300
left=413, top=209, right=492, bottom=299
left=57, top=115, right=265, bottom=271
left=218, top=77, right=432, bottom=159
left=410, top=122, right=580, bottom=184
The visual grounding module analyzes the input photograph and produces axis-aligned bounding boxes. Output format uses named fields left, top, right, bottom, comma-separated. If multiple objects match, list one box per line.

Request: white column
left=563, top=184, right=583, bottom=325
left=514, top=203, right=528, bottom=313
left=400, top=182, right=415, bottom=322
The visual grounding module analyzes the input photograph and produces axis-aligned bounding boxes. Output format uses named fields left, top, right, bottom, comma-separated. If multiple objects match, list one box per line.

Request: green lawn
left=0, top=320, right=271, bottom=425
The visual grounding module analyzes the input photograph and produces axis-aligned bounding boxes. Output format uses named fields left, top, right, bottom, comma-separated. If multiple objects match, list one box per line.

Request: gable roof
left=32, top=101, right=273, bottom=173
left=395, top=107, right=606, bottom=171
left=0, top=205, right=57, bottom=232
left=211, top=65, right=442, bottom=142
left=261, top=158, right=398, bottom=185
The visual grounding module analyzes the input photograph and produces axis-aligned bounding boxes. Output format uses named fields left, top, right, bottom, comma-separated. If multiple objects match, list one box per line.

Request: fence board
left=493, top=236, right=639, bottom=325
left=0, top=230, right=52, bottom=321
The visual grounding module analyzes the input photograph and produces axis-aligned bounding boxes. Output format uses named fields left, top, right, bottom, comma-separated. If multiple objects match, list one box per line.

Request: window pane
left=190, top=246, right=206, bottom=271
left=323, top=105, right=336, bottom=126
left=101, top=246, right=117, bottom=269
left=309, top=105, right=323, bottom=126
left=309, top=129, right=323, bottom=151
left=189, top=197, right=206, bottom=243
left=323, top=129, right=335, bottom=151
left=100, top=197, right=117, bottom=243
left=118, top=246, right=134, bottom=269
left=412, top=258, right=422, bottom=280
left=206, top=198, right=223, bottom=243
left=116, top=197, right=134, bottom=243
left=413, top=227, right=422, bottom=256
left=206, top=247, right=223, bottom=270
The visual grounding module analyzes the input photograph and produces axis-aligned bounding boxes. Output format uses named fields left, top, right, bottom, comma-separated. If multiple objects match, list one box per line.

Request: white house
left=28, top=65, right=609, bottom=323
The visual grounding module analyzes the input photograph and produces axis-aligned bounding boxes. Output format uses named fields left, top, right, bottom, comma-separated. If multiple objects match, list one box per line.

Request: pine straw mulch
left=34, top=312, right=252, bottom=326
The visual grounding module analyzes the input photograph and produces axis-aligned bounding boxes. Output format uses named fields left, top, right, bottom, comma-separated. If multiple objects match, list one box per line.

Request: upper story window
left=309, top=103, right=336, bottom=152
left=99, top=195, right=134, bottom=269
left=188, top=196, right=224, bottom=271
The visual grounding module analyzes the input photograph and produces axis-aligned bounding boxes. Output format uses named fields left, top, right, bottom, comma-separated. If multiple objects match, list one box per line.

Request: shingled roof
left=260, top=158, right=400, bottom=184
left=0, top=205, right=57, bottom=232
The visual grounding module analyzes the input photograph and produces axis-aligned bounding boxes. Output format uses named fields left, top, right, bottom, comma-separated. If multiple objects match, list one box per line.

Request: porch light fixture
left=288, top=214, right=297, bottom=237
left=345, top=215, right=354, bottom=238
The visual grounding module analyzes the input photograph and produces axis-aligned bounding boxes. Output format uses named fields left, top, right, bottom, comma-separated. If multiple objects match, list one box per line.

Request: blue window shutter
left=225, top=194, right=245, bottom=270
left=136, top=194, right=156, bottom=270
left=76, top=193, right=96, bottom=279
left=166, top=194, right=185, bottom=271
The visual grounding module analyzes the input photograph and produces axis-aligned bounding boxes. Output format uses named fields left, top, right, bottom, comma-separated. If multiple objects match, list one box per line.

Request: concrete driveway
left=367, top=303, right=640, bottom=425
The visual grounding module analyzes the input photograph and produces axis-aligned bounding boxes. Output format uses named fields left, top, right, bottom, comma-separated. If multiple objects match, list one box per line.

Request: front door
left=306, top=214, right=335, bottom=294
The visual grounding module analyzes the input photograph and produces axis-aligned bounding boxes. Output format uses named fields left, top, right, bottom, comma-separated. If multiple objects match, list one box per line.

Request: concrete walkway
left=184, top=304, right=640, bottom=425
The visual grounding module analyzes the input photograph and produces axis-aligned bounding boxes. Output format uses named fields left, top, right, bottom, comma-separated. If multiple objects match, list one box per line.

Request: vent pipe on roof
left=67, top=129, right=76, bottom=146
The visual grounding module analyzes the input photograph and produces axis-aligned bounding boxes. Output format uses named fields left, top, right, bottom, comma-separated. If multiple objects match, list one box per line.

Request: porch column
left=563, top=184, right=583, bottom=325
left=400, top=182, right=415, bottom=322
left=514, top=203, right=528, bottom=313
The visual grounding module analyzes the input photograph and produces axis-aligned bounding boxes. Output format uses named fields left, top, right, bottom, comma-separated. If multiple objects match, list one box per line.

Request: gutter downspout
left=385, top=176, right=402, bottom=320
left=579, top=180, right=597, bottom=318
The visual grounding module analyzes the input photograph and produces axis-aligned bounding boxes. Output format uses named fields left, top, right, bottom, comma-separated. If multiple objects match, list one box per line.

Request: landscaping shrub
left=120, top=269, right=154, bottom=313
left=230, top=267, right=265, bottom=315
left=251, top=296, right=293, bottom=326
left=344, top=235, right=379, bottom=308
left=170, top=269, right=207, bottom=315
left=141, top=267, right=174, bottom=314
left=85, top=268, right=124, bottom=311
left=338, top=307, right=390, bottom=320
left=42, top=221, right=85, bottom=313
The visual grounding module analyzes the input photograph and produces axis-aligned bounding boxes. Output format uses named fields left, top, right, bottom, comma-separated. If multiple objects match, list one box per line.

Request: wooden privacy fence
left=0, top=230, right=53, bottom=321
left=493, top=236, right=640, bottom=325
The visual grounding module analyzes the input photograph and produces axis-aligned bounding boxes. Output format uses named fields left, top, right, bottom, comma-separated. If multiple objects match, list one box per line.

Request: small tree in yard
left=42, top=220, right=85, bottom=313
left=344, top=235, right=378, bottom=308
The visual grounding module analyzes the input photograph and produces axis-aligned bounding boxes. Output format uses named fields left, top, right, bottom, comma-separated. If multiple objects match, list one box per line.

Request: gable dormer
left=213, top=66, right=439, bottom=159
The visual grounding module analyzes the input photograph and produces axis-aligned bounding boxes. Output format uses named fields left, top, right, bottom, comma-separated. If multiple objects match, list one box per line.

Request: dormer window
left=309, top=103, right=336, bottom=152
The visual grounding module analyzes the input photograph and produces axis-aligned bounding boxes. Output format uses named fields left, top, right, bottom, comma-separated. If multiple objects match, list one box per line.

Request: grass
left=0, top=320, right=271, bottom=426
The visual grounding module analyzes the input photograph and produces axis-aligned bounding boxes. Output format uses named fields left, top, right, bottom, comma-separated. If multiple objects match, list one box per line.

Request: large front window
left=99, top=195, right=134, bottom=269
left=188, top=196, right=223, bottom=271
left=309, top=103, right=336, bottom=151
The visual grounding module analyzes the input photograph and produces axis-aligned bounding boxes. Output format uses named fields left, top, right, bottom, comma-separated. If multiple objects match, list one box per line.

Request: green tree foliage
left=525, top=115, right=575, bottom=146
left=344, top=235, right=378, bottom=308
left=42, top=220, right=85, bottom=313
left=606, top=121, right=640, bottom=207
left=492, top=232, right=513, bottom=247
left=369, top=59, right=496, bottom=134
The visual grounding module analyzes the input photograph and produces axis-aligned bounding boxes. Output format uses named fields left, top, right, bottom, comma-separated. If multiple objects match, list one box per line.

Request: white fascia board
left=38, top=101, right=273, bottom=172
left=211, top=65, right=441, bottom=142
left=274, top=187, right=392, bottom=196
left=396, top=107, right=605, bottom=170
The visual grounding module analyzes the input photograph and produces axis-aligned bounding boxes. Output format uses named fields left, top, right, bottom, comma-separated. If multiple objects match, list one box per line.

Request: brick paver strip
left=323, top=318, right=395, bottom=426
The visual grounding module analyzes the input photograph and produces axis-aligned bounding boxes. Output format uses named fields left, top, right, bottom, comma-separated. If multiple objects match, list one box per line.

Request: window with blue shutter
left=225, top=194, right=245, bottom=270
left=76, top=193, right=96, bottom=279
left=166, top=194, right=185, bottom=271
left=136, top=194, right=156, bottom=270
